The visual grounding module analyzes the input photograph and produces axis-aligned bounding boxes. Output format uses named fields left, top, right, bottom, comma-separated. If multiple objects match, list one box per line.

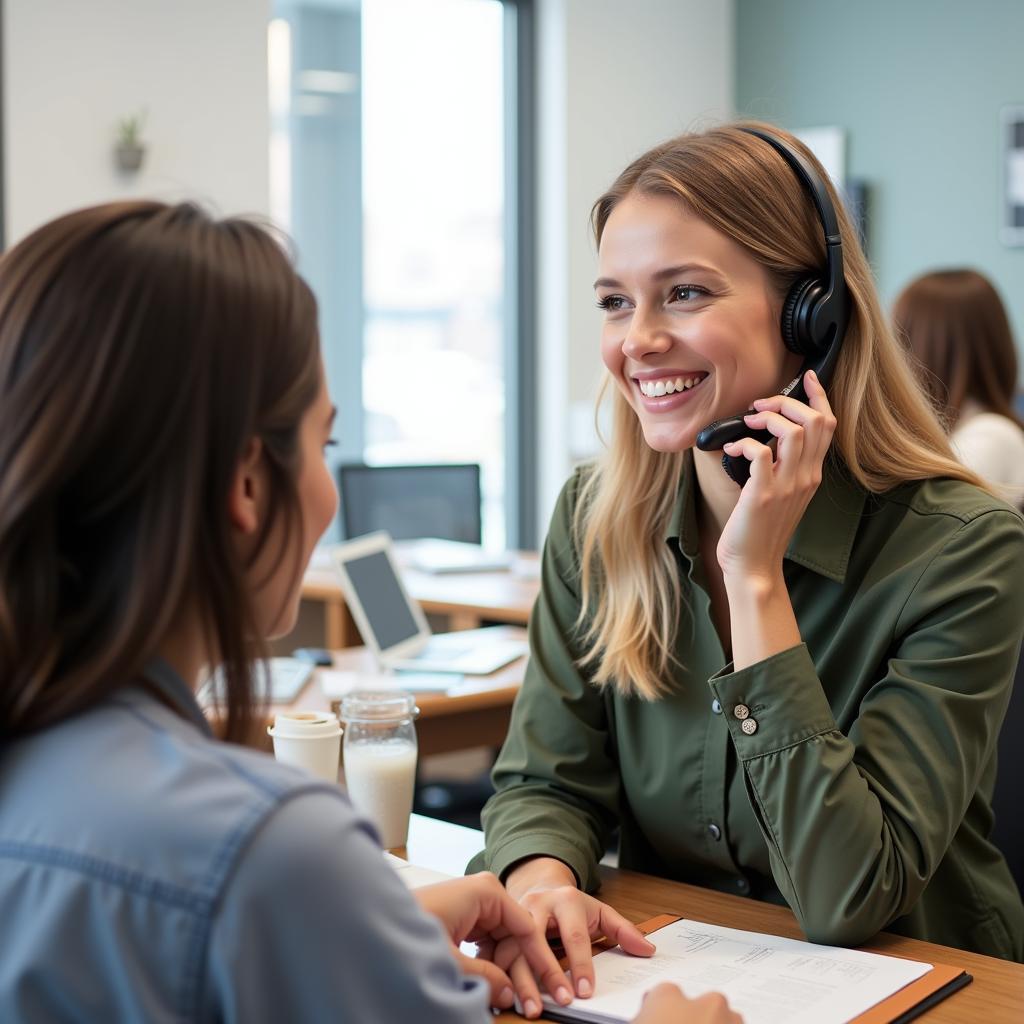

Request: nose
left=622, top=305, right=672, bottom=360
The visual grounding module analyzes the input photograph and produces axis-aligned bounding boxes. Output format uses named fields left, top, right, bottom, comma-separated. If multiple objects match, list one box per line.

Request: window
left=270, top=0, right=530, bottom=549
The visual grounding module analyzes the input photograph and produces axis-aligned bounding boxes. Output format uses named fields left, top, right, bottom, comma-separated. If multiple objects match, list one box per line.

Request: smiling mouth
left=634, top=372, right=708, bottom=398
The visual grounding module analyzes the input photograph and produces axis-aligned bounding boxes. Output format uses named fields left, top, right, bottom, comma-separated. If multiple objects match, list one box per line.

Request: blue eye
left=596, top=294, right=630, bottom=311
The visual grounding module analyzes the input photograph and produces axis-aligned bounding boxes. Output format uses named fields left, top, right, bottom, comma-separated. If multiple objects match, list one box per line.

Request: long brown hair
left=575, top=122, right=986, bottom=700
left=892, top=268, right=1023, bottom=431
left=0, top=201, right=321, bottom=742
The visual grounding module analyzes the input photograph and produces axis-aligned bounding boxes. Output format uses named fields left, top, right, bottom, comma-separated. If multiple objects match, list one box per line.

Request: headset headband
left=740, top=126, right=845, bottom=312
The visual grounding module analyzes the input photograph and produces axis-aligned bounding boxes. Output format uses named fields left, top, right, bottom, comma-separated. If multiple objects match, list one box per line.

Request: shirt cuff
left=708, top=643, right=837, bottom=760
left=473, top=833, right=593, bottom=892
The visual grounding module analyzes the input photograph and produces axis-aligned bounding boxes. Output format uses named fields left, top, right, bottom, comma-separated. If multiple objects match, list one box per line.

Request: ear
left=227, top=437, right=264, bottom=536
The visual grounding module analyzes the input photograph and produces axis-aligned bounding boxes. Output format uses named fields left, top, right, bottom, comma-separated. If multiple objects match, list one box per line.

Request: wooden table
left=269, top=628, right=527, bottom=758
left=399, top=816, right=1024, bottom=1023
left=301, top=545, right=540, bottom=647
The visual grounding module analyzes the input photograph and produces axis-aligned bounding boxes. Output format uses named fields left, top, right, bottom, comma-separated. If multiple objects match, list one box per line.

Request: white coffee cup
left=267, top=710, right=342, bottom=783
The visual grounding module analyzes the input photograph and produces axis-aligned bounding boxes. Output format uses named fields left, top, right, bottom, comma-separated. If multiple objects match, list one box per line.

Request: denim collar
left=141, top=657, right=214, bottom=737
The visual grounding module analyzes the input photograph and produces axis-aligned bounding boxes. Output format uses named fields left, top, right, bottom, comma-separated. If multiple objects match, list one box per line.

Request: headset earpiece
left=780, top=276, right=822, bottom=356
left=695, top=125, right=850, bottom=485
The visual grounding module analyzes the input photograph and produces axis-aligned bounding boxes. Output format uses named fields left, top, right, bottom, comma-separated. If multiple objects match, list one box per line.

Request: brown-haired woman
left=0, top=200, right=664, bottom=1023
left=894, top=268, right=1024, bottom=509
left=473, top=122, right=1024, bottom=993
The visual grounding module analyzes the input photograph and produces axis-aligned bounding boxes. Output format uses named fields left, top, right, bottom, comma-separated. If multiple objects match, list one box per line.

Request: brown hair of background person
left=0, top=201, right=320, bottom=744
left=893, top=268, right=1024, bottom=432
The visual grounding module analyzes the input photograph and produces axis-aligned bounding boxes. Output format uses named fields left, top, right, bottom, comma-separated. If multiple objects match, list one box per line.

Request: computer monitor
left=337, top=463, right=482, bottom=543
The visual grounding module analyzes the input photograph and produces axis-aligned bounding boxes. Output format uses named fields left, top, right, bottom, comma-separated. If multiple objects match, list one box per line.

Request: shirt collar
left=140, top=657, right=214, bottom=737
left=665, top=450, right=866, bottom=584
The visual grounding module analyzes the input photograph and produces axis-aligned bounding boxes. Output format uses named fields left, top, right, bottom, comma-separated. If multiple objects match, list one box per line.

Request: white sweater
left=951, top=401, right=1024, bottom=509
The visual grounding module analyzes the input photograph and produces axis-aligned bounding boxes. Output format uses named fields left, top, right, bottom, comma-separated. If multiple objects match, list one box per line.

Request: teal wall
left=736, top=0, right=1024, bottom=358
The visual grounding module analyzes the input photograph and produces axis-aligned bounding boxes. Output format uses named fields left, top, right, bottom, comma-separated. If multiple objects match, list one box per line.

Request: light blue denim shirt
left=0, top=660, right=490, bottom=1022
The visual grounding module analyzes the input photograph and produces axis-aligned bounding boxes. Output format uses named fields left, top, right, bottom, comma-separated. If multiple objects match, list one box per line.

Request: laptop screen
left=341, top=550, right=422, bottom=651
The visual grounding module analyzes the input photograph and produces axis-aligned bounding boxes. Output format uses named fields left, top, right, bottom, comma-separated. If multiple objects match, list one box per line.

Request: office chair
left=992, top=646, right=1024, bottom=896
left=337, top=463, right=482, bottom=543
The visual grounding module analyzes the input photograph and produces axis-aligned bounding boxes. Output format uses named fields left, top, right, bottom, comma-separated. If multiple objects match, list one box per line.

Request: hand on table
left=633, top=984, right=744, bottom=1024
left=413, top=872, right=574, bottom=1013
left=503, top=856, right=655, bottom=1013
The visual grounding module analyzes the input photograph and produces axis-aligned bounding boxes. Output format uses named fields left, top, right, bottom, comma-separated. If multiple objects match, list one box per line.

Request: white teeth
left=638, top=375, right=704, bottom=397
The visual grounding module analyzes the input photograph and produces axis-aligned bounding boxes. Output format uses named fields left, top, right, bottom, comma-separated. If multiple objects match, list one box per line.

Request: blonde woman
left=472, top=123, right=1024, bottom=998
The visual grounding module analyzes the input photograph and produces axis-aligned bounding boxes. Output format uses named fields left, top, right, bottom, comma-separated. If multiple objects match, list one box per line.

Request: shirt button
left=733, top=703, right=750, bottom=720
left=741, top=718, right=758, bottom=735
left=736, top=877, right=750, bottom=894
left=711, top=699, right=722, bottom=715
left=707, top=823, right=722, bottom=841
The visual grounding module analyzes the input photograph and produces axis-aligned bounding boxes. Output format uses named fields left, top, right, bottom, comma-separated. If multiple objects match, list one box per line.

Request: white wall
left=3, top=0, right=270, bottom=243
left=535, top=0, right=734, bottom=526
left=3, top=0, right=733, bottom=544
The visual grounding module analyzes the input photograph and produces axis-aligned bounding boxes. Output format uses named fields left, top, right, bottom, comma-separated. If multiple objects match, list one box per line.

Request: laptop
left=198, top=657, right=314, bottom=706
left=331, top=531, right=527, bottom=674
left=403, top=537, right=512, bottom=575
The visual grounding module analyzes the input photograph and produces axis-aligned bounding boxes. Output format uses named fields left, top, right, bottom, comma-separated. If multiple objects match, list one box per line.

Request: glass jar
left=338, top=691, right=419, bottom=850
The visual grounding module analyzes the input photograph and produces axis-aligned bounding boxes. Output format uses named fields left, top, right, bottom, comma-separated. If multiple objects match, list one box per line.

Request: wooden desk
left=301, top=546, right=540, bottom=647
left=271, top=628, right=527, bottom=758
left=400, top=816, right=1024, bottom=1024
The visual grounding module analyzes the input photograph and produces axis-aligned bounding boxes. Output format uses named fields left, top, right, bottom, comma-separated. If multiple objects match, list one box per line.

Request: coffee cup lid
left=267, top=710, right=342, bottom=740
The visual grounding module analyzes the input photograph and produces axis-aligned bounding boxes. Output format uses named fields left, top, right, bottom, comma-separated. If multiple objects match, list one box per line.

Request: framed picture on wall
left=1002, top=105, right=1024, bottom=247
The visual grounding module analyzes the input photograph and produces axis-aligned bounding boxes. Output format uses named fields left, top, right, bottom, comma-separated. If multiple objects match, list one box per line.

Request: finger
left=723, top=438, right=775, bottom=484
left=508, top=954, right=545, bottom=1020
left=749, top=395, right=823, bottom=428
left=518, top=932, right=574, bottom=1005
left=490, top=935, right=521, bottom=973
left=752, top=383, right=832, bottom=425
left=452, top=948, right=515, bottom=1009
left=551, top=901, right=598, bottom=998
left=750, top=392, right=834, bottom=480
left=803, top=368, right=835, bottom=416
left=485, top=892, right=572, bottom=1001
left=693, top=990, right=742, bottom=1023
left=595, top=906, right=656, bottom=958
left=635, top=983, right=689, bottom=1023
left=642, top=982, right=686, bottom=1006
left=744, top=410, right=805, bottom=486
left=743, top=410, right=805, bottom=468
left=803, top=370, right=838, bottom=465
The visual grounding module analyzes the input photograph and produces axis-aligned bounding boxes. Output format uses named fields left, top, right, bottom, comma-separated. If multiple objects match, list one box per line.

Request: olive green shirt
left=472, top=454, right=1024, bottom=961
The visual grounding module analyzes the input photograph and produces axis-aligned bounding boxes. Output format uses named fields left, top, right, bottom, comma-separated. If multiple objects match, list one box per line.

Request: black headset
left=694, top=126, right=850, bottom=486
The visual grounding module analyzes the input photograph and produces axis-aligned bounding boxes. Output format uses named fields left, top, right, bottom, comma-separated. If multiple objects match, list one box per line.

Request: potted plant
left=114, top=110, right=147, bottom=172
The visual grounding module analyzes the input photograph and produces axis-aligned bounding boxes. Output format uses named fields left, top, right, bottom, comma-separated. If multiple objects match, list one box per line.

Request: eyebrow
left=593, top=263, right=726, bottom=290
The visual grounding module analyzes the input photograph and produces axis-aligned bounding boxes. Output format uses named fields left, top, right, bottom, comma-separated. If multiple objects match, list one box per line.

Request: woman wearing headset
left=0, top=202, right=740, bottom=1022
left=473, top=123, right=1024, bottom=997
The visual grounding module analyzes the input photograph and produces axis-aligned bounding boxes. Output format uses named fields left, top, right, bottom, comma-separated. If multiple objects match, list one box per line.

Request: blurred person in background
left=894, top=268, right=1024, bottom=509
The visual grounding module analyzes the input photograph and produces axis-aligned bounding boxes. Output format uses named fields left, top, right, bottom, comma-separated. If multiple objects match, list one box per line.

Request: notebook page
left=541, top=919, right=932, bottom=1024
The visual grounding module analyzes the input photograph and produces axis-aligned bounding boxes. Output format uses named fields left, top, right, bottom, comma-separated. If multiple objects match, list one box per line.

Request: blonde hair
left=574, top=121, right=987, bottom=700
